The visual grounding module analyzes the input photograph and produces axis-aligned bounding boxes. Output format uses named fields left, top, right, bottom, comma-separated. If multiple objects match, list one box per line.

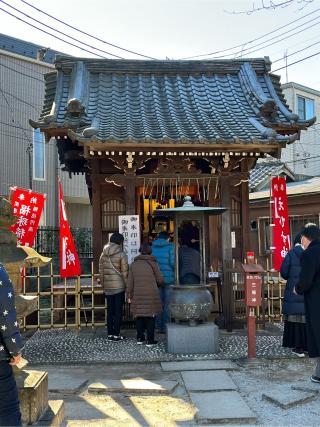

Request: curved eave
left=67, top=129, right=282, bottom=146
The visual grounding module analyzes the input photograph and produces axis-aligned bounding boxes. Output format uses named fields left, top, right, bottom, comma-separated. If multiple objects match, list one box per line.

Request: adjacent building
left=281, top=82, right=320, bottom=176
left=0, top=34, right=92, bottom=227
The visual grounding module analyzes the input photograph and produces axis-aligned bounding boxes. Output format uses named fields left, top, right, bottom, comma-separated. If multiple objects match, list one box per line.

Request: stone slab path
left=88, top=379, right=178, bottom=394
left=190, top=391, right=256, bottom=424
left=161, top=359, right=256, bottom=424
left=181, top=370, right=237, bottom=391
left=262, top=389, right=316, bottom=409
left=161, top=360, right=239, bottom=371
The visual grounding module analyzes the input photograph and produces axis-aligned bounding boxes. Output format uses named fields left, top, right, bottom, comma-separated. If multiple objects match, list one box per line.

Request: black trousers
left=0, top=361, right=21, bottom=426
left=105, top=291, right=125, bottom=336
left=136, top=317, right=156, bottom=342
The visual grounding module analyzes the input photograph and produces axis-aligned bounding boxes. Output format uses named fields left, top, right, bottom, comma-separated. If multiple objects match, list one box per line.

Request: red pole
left=247, top=307, right=256, bottom=358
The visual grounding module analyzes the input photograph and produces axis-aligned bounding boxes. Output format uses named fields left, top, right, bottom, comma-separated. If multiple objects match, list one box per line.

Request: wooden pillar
left=208, top=178, right=219, bottom=271
left=240, top=161, right=250, bottom=258
left=125, top=176, right=136, bottom=215
left=220, top=173, right=233, bottom=331
left=92, top=160, right=102, bottom=269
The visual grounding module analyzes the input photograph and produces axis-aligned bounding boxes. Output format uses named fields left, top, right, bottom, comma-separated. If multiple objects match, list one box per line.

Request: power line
left=0, top=89, right=42, bottom=110
left=0, top=6, right=117, bottom=59
left=181, top=7, right=320, bottom=59
left=0, top=120, right=31, bottom=132
left=20, top=0, right=156, bottom=60
left=1, top=0, right=125, bottom=59
left=211, top=15, right=320, bottom=59
left=0, top=61, right=44, bottom=82
left=272, top=48, right=320, bottom=72
left=0, top=55, right=51, bottom=76
left=272, top=38, right=320, bottom=64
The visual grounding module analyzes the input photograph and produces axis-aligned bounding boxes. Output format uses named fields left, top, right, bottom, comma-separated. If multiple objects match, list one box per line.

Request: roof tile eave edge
left=67, top=132, right=279, bottom=147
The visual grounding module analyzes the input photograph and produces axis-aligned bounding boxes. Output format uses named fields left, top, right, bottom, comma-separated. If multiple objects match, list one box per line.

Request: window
left=33, top=129, right=45, bottom=180
left=297, top=96, right=314, bottom=120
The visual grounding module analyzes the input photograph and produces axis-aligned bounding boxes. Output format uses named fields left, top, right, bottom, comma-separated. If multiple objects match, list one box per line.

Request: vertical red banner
left=9, top=187, right=45, bottom=247
left=271, top=177, right=290, bottom=271
left=59, top=180, right=81, bottom=278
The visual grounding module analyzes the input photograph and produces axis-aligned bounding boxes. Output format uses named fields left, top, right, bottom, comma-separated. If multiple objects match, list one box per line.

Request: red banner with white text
left=59, top=181, right=81, bottom=278
left=9, top=187, right=45, bottom=247
left=271, top=177, right=290, bottom=271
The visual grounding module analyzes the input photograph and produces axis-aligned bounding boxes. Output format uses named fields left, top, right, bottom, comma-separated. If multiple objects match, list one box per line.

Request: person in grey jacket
left=280, top=233, right=307, bottom=357
left=0, top=264, right=23, bottom=426
left=99, top=233, right=128, bottom=341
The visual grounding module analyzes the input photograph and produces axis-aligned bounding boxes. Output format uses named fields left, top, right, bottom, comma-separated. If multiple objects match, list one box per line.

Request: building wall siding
left=282, top=83, right=320, bottom=176
left=0, top=50, right=91, bottom=227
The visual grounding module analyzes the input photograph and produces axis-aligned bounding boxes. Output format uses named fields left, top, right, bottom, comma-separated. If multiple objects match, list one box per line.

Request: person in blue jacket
left=152, top=231, right=175, bottom=332
left=280, top=233, right=307, bottom=357
left=0, top=264, right=23, bottom=426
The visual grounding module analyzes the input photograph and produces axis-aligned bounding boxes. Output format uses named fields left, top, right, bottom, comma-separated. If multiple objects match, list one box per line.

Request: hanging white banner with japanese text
left=271, top=177, right=290, bottom=271
left=9, top=187, right=46, bottom=247
left=118, top=215, right=140, bottom=264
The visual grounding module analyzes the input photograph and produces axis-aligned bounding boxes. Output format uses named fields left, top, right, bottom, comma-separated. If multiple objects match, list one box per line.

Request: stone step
left=189, top=391, right=256, bottom=424
left=48, top=373, right=88, bottom=394
left=88, top=379, right=178, bottom=394
left=182, top=370, right=237, bottom=391
left=36, top=400, right=64, bottom=426
left=161, top=360, right=239, bottom=372
left=262, top=389, right=316, bottom=409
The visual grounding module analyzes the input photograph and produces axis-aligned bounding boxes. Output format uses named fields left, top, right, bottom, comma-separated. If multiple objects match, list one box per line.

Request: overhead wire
left=19, top=0, right=156, bottom=60
left=0, top=6, right=117, bottom=59
left=0, top=61, right=45, bottom=82
left=0, top=0, right=125, bottom=59
left=180, top=7, right=320, bottom=59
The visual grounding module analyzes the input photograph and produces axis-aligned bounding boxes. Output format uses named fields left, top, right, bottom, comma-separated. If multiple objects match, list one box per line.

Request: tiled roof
left=0, top=33, right=64, bottom=64
left=249, top=177, right=320, bottom=200
left=30, top=56, right=316, bottom=145
left=249, top=161, right=295, bottom=191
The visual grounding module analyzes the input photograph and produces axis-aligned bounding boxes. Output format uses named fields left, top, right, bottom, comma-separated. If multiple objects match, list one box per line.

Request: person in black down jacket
left=296, top=224, right=320, bottom=384
left=280, top=233, right=307, bottom=357
left=0, top=264, right=23, bottom=426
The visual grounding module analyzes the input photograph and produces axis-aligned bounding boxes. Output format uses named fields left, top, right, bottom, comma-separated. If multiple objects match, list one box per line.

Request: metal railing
left=35, top=226, right=93, bottom=258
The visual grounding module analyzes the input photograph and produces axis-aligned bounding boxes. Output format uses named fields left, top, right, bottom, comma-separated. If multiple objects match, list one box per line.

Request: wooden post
left=125, top=176, right=136, bottom=215
left=208, top=179, right=219, bottom=271
left=240, top=161, right=250, bottom=257
left=92, top=160, right=102, bottom=269
left=220, top=173, right=233, bottom=331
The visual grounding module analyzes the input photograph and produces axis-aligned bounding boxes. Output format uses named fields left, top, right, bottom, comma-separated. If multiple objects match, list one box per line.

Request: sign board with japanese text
left=271, top=177, right=290, bottom=271
left=9, top=187, right=45, bottom=247
left=118, top=215, right=141, bottom=264
left=244, top=274, right=262, bottom=306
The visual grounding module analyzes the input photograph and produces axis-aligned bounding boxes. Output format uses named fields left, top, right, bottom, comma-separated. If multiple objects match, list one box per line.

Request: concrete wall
left=281, top=82, right=320, bottom=176
left=0, top=50, right=91, bottom=227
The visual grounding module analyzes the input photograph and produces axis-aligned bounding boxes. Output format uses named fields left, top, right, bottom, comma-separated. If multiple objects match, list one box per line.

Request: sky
left=1, top=0, right=320, bottom=89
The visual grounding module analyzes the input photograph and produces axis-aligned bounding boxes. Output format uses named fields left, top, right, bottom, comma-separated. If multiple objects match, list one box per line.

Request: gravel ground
left=23, top=327, right=295, bottom=364
left=231, top=358, right=320, bottom=426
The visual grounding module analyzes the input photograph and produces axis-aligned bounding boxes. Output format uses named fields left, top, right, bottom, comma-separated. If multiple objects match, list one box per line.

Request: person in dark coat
left=179, top=238, right=200, bottom=284
left=127, top=244, right=164, bottom=347
left=280, top=233, right=307, bottom=356
left=0, top=264, right=23, bottom=426
left=296, top=224, right=320, bottom=383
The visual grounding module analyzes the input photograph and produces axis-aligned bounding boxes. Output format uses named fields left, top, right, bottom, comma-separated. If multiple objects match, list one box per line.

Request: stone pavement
left=23, top=325, right=295, bottom=364
left=29, top=357, right=320, bottom=426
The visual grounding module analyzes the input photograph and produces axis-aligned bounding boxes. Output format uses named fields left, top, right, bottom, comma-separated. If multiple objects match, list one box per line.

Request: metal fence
left=35, top=227, right=93, bottom=258
left=21, top=261, right=285, bottom=330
